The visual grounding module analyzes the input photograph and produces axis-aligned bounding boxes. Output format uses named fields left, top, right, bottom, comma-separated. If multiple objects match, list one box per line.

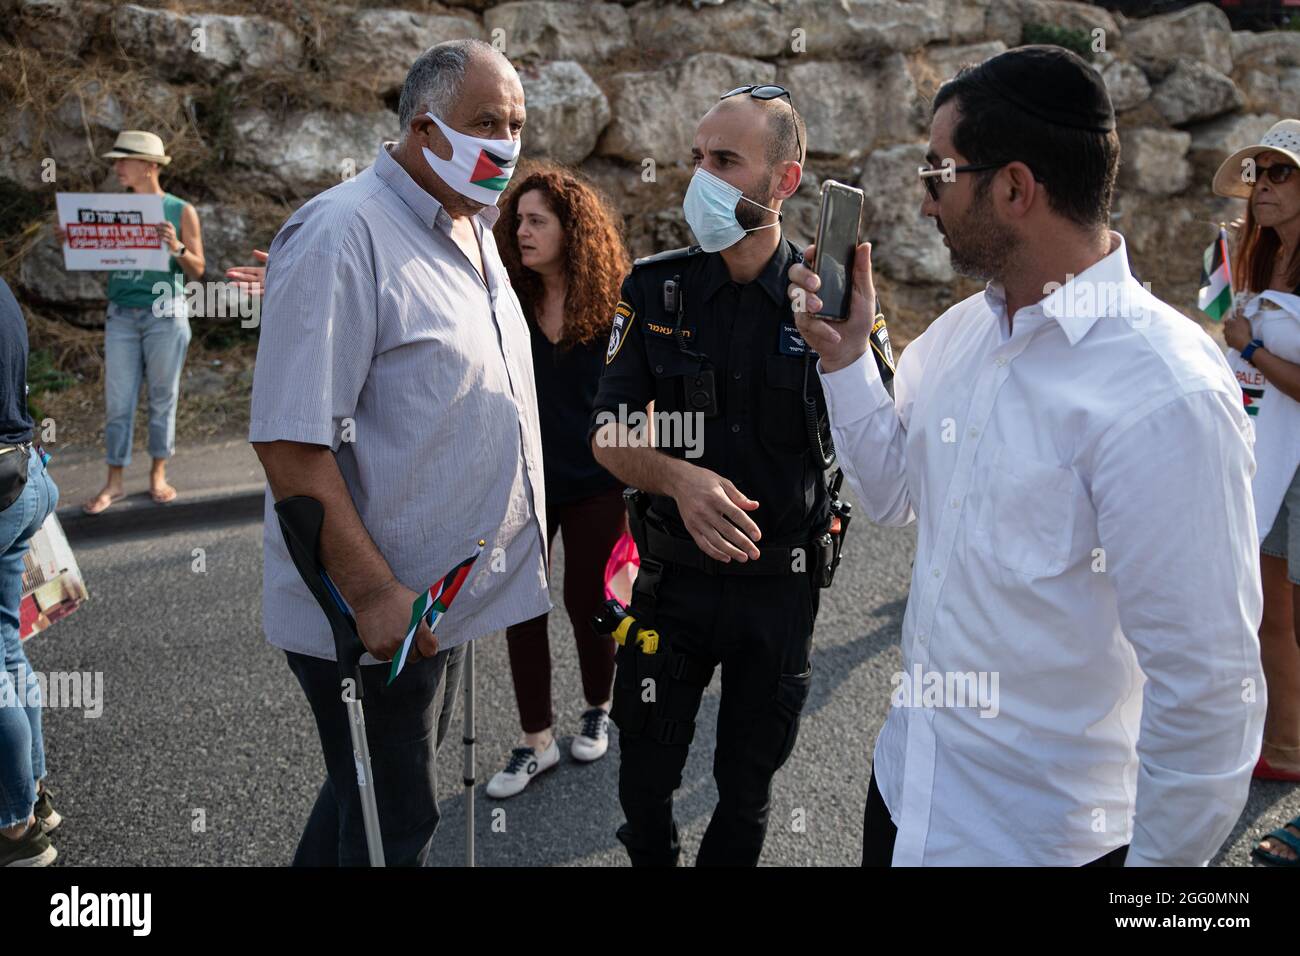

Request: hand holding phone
left=812, top=180, right=864, bottom=321
left=789, top=241, right=878, bottom=374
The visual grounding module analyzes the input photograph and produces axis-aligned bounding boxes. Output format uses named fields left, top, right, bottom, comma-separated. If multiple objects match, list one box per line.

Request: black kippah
left=972, top=45, right=1115, bottom=133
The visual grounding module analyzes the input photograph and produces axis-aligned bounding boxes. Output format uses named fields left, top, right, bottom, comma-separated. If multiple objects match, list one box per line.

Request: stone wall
left=3, top=0, right=1298, bottom=337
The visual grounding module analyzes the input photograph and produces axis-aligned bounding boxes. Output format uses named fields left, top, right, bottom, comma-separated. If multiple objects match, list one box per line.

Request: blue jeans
left=0, top=447, right=59, bottom=828
left=104, top=302, right=191, bottom=466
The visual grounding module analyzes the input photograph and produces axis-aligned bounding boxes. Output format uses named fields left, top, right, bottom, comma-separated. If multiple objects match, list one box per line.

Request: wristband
left=1241, top=338, right=1264, bottom=366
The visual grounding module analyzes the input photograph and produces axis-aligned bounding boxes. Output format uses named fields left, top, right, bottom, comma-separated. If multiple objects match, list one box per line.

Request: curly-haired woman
left=485, top=164, right=631, bottom=798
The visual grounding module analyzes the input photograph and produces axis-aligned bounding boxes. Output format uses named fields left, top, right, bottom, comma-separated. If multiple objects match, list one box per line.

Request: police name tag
left=779, top=323, right=811, bottom=356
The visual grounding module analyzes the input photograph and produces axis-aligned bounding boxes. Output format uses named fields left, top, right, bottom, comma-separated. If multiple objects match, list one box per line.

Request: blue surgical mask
left=682, top=167, right=781, bottom=252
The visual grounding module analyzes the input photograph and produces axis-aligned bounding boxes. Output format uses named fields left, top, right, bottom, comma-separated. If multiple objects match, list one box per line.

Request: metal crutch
left=275, top=495, right=385, bottom=867
left=463, top=639, right=476, bottom=867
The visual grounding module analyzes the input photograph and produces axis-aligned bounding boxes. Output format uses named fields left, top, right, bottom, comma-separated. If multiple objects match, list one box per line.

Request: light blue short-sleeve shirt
left=250, top=141, right=550, bottom=661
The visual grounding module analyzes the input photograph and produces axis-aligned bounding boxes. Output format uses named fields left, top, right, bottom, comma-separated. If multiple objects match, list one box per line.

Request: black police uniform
left=589, top=236, right=835, bottom=866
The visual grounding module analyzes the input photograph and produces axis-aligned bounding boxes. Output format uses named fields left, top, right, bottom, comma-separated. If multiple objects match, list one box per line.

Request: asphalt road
left=22, top=504, right=1300, bottom=866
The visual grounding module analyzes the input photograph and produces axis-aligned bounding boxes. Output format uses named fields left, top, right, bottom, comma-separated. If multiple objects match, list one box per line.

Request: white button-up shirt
left=820, top=232, right=1265, bottom=866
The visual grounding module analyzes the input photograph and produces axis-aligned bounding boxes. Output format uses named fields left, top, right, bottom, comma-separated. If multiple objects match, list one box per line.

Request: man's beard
left=942, top=184, right=1018, bottom=281
left=735, top=184, right=776, bottom=232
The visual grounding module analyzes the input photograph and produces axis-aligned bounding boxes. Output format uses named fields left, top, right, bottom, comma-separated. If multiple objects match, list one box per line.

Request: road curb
left=58, top=485, right=266, bottom=543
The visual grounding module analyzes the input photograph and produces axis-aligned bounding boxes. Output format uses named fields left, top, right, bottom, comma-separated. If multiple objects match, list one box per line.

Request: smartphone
left=812, top=180, right=865, bottom=321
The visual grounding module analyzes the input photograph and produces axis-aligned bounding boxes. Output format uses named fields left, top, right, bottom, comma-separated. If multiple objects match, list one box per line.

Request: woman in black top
left=487, top=165, right=630, bottom=799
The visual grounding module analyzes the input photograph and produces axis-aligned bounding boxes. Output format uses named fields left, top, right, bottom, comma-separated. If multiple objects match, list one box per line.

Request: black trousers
left=861, top=768, right=1130, bottom=867
left=612, top=561, right=818, bottom=867
left=286, top=643, right=464, bottom=867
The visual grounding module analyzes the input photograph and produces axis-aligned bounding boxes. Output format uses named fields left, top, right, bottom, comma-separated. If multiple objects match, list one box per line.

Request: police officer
left=589, top=87, right=889, bottom=866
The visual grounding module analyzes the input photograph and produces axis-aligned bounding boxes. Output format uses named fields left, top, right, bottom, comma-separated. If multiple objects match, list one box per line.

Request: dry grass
left=1, top=6, right=314, bottom=447
left=28, top=310, right=105, bottom=383
left=170, top=334, right=258, bottom=444
left=0, top=44, right=201, bottom=189
left=28, top=327, right=257, bottom=456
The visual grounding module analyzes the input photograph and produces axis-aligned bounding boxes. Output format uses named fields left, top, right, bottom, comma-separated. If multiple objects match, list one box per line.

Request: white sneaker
left=570, top=707, right=610, bottom=763
left=486, top=739, right=559, bottom=798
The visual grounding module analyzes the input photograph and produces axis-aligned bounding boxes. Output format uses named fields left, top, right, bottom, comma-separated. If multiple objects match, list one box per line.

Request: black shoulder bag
left=0, top=443, right=30, bottom=511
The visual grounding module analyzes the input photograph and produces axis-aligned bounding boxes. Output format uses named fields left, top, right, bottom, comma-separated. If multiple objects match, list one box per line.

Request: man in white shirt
left=787, top=45, right=1266, bottom=866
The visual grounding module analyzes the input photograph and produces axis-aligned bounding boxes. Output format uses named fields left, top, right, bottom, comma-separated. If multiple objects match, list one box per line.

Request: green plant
left=26, top=348, right=74, bottom=423
left=196, top=320, right=260, bottom=352
left=190, top=82, right=241, bottom=181
left=0, top=179, right=42, bottom=245
left=0, top=177, right=45, bottom=276
left=1021, top=22, right=1097, bottom=61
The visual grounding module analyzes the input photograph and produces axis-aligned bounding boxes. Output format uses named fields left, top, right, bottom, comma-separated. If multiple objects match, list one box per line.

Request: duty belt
left=643, top=522, right=804, bottom=576
left=624, top=486, right=849, bottom=588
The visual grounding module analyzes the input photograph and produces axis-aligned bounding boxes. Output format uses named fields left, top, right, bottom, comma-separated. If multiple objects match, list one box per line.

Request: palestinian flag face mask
left=421, top=112, right=520, bottom=207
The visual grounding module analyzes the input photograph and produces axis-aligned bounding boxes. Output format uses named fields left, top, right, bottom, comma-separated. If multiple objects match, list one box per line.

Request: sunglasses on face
left=721, top=85, right=802, bottom=165
left=1255, top=162, right=1299, bottom=186
left=916, top=161, right=1007, bottom=202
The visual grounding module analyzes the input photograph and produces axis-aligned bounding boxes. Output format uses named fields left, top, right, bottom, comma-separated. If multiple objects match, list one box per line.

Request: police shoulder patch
left=870, top=314, right=896, bottom=373
left=606, top=300, right=635, bottom=364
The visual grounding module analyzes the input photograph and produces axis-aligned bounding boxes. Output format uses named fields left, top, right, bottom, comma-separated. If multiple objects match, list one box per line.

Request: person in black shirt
left=487, top=165, right=631, bottom=799
left=0, top=278, right=62, bottom=867
left=589, top=89, right=870, bottom=865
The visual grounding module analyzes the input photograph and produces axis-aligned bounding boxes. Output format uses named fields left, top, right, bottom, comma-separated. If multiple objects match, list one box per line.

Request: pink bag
left=603, top=531, right=640, bottom=608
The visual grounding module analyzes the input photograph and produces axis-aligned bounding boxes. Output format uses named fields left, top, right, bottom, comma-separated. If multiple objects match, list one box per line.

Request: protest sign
left=55, top=192, right=169, bottom=272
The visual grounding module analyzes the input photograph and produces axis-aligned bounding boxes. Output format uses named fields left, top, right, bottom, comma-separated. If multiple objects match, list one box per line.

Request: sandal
left=150, top=485, right=178, bottom=504
left=1252, top=815, right=1300, bottom=867
left=81, top=491, right=125, bottom=515
left=1253, top=756, right=1300, bottom=782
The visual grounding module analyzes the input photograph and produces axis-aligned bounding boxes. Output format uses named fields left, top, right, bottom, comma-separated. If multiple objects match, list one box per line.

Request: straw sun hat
left=100, top=130, right=171, bottom=166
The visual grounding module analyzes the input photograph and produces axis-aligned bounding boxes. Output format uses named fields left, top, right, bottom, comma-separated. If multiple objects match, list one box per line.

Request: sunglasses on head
left=721, top=85, right=802, bottom=165
left=1255, top=162, right=1299, bottom=186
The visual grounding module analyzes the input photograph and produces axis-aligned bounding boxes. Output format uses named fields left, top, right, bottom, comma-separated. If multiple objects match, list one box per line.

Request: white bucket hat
left=101, top=130, right=171, bottom=166
left=1213, top=119, right=1300, bottom=199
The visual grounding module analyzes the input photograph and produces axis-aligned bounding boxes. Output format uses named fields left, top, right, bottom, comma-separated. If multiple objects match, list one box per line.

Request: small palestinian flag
left=1242, top=385, right=1264, bottom=417
left=389, top=539, right=486, bottom=684
left=470, top=149, right=514, bottom=193
left=1197, top=226, right=1233, bottom=322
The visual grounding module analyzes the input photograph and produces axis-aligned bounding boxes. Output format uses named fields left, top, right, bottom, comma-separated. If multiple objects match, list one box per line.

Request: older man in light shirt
left=789, top=46, right=1266, bottom=866
left=250, top=39, right=548, bottom=866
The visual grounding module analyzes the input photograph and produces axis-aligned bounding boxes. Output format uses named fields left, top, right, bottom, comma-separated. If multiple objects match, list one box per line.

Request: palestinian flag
left=470, top=149, right=514, bottom=193
left=1197, top=226, right=1233, bottom=322
left=388, top=539, right=486, bottom=684
left=1243, top=385, right=1264, bottom=417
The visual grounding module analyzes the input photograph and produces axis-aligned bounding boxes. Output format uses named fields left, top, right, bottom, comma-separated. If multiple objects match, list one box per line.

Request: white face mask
left=421, top=112, right=521, bottom=206
left=682, top=166, right=782, bottom=252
